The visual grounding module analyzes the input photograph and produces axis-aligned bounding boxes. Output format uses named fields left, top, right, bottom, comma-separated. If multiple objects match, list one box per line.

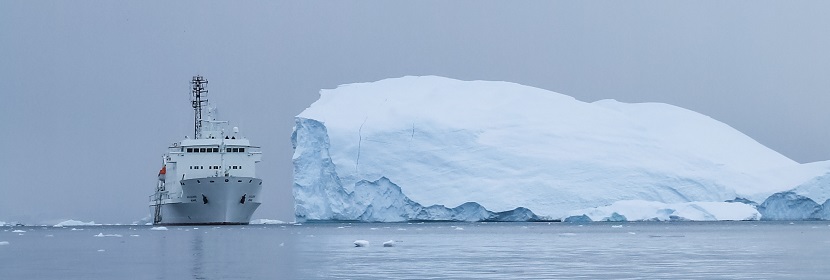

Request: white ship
left=150, top=76, right=263, bottom=225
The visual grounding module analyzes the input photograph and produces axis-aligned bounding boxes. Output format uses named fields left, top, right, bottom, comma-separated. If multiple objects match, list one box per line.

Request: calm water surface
left=1, top=221, right=828, bottom=279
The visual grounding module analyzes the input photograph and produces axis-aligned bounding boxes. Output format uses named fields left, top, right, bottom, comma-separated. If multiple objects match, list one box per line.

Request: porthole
left=197, top=180, right=201, bottom=183
left=238, top=180, right=242, bottom=183
left=225, top=179, right=229, bottom=182
left=259, top=182, right=262, bottom=185
left=210, top=180, right=215, bottom=183
left=249, top=180, right=253, bottom=183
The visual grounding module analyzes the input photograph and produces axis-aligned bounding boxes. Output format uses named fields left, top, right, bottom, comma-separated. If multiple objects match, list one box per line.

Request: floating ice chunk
left=354, top=240, right=370, bottom=247
left=94, top=233, right=123, bottom=237
left=130, top=235, right=140, bottom=237
left=628, top=232, right=637, bottom=235
left=383, top=240, right=396, bottom=247
left=54, top=220, right=100, bottom=227
left=71, top=228, right=84, bottom=231
left=454, top=227, right=464, bottom=231
left=250, top=219, right=286, bottom=225
left=611, top=225, right=623, bottom=228
left=559, top=233, right=577, bottom=237
left=279, top=242, right=285, bottom=247
left=0, top=241, right=9, bottom=245
left=150, top=227, right=168, bottom=231
left=12, top=230, right=25, bottom=233
left=45, top=234, right=54, bottom=237
left=97, top=249, right=105, bottom=252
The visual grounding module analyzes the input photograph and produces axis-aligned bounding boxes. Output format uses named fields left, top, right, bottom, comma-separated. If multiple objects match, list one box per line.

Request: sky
left=2, top=1, right=829, bottom=224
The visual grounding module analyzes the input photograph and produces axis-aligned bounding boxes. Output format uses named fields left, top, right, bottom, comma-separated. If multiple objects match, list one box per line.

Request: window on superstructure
left=213, top=148, right=219, bottom=153
left=232, top=148, right=239, bottom=153
left=239, top=148, right=245, bottom=153
left=200, top=148, right=207, bottom=153
left=226, top=148, right=231, bottom=153
left=187, top=148, right=193, bottom=153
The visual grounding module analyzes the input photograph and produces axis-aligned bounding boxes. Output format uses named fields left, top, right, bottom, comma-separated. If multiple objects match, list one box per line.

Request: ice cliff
left=293, top=76, right=830, bottom=222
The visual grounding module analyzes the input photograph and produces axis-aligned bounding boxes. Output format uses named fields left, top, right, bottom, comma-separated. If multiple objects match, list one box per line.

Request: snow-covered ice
left=54, top=220, right=101, bottom=227
left=383, top=240, right=396, bottom=247
left=94, top=233, right=123, bottom=237
left=565, top=200, right=760, bottom=222
left=293, top=76, right=830, bottom=222
left=12, top=230, right=25, bottom=233
left=0, top=241, right=9, bottom=245
left=249, top=219, right=287, bottom=225
left=150, top=227, right=168, bottom=231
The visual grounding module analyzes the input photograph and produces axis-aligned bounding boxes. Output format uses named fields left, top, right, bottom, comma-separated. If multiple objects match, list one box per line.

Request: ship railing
left=148, top=191, right=183, bottom=202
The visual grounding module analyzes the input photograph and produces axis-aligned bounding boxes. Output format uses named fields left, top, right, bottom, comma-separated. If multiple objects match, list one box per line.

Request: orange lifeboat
left=158, top=165, right=166, bottom=181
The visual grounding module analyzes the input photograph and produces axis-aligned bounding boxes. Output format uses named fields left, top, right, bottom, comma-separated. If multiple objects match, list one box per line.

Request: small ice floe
left=94, top=233, right=123, bottom=237
left=353, top=240, right=370, bottom=247
left=130, top=235, right=140, bottom=237
left=559, top=233, right=577, bottom=237
left=144, top=223, right=152, bottom=226
left=628, top=232, right=637, bottom=235
left=97, top=249, right=105, bottom=252
left=12, top=230, right=26, bottom=233
left=454, top=227, right=464, bottom=231
left=279, top=242, right=285, bottom=247
left=370, top=228, right=379, bottom=230
left=71, top=228, right=84, bottom=231
left=45, top=234, right=54, bottom=237
left=397, top=228, right=406, bottom=231
left=0, top=241, right=9, bottom=245
left=337, top=226, right=345, bottom=229
left=193, top=228, right=199, bottom=230
left=383, top=240, right=396, bottom=247
left=150, top=226, right=168, bottom=231
left=611, top=225, right=623, bottom=228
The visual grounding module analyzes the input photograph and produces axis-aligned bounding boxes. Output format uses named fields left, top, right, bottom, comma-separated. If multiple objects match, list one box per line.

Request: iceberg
left=293, top=76, right=830, bottom=222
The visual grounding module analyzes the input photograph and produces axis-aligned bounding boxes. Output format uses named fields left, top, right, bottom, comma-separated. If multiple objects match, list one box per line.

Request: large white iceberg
left=293, top=76, right=830, bottom=221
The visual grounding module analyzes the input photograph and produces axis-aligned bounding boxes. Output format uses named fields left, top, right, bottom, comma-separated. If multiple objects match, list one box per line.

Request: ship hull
left=152, top=177, right=262, bottom=225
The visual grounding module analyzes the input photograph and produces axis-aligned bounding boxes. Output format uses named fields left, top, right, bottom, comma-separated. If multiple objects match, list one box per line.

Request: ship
left=149, top=76, right=263, bottom=225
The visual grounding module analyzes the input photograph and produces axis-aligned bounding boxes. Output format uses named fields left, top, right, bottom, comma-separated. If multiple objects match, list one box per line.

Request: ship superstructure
left=150, top=76, right=263, bottom=225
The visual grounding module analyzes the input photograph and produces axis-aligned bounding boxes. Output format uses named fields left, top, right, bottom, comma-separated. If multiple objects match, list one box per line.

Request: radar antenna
left=190, top=76, right=209, bottom=138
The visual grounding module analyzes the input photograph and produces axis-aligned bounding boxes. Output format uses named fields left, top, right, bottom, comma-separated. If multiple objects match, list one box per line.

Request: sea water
left=1, top=221, right=828, bottom=279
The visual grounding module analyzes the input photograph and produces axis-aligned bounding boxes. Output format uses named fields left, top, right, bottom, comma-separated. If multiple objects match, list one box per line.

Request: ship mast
left=191, top=76, right=209, bottom=139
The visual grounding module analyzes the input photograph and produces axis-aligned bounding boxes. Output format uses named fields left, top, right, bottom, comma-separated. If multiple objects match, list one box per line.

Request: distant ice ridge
left=293, top=76, right=830, bottom=222
left=564, top=201, right=760, bottom=222
left=249, top=219, right=288, bottom=225
left=53, top=220, right=101, bottom=227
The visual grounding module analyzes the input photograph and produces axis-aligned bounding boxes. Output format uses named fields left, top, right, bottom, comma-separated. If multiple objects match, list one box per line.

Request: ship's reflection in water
left=150, top=225, right=300, bottom=280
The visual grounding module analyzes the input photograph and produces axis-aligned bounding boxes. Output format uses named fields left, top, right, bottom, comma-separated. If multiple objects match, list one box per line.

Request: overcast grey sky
left=2, top=1, right=829, bottom=224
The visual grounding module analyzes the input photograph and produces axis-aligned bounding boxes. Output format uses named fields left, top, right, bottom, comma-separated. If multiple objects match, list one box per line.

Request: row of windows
left=184, top=147, right=246, bottom=153
left=189, top=165, right=243, bottom=170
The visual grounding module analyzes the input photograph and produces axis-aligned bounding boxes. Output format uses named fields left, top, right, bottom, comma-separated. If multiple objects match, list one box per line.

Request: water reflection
left=190, top=230, right=205, bottom=280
